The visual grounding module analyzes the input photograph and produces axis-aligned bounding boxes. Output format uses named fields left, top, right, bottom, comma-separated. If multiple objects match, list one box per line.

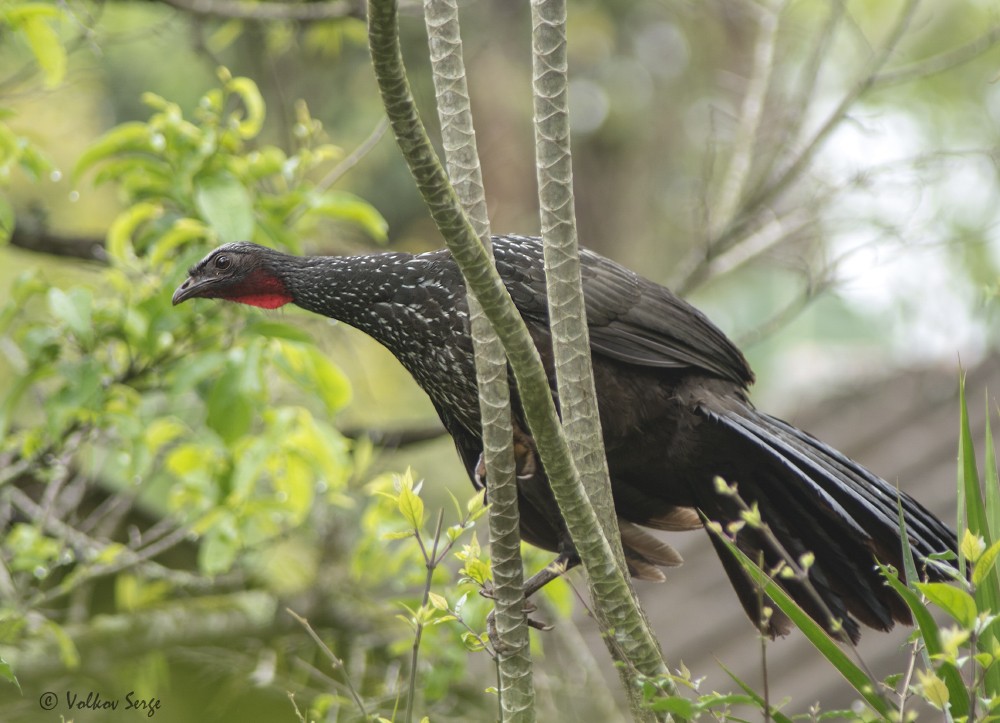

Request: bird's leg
left=473, top=426, right=538, bottom=488
left=483, top=552, right=580, bottom=655
left=475, top=425, right=582, bottom=653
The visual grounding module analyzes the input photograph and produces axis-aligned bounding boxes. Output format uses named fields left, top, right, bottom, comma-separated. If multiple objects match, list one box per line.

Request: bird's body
left=173, top=235, right=955, bottom=641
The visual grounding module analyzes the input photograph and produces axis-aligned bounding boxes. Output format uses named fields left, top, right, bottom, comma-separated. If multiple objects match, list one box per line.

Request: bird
left=172, top=235, right=955, bottom=642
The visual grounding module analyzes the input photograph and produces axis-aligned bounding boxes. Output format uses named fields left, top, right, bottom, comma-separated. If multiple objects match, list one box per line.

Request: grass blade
left=983, top=402, right=1000, bottom=542
left=959, top=378, right=1000, bottom=696
left=959, top=375, right=989, bottom=560
left=880, top=565, right=966, bottom=718
left=717, top=660, right=795, bottom=723
left=712, top=530, right=895, bottom=719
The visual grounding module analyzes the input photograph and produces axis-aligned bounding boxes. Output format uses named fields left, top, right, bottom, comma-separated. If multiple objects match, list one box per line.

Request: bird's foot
left=485, top=604, right=553, bottom=657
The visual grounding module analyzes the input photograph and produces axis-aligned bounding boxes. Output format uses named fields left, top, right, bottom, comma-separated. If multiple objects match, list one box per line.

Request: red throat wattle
left=225, top=269, right=293, bottom=309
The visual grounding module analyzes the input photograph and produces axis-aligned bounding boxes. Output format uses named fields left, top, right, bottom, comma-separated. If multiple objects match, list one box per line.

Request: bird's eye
left=215, top=255, right=231, bottom=270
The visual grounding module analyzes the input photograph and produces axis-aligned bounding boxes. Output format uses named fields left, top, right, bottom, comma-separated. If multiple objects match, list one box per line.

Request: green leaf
left=14, top=11, right=66, bottom=88
left=74, top=122, right=155, bottom=180
left=985, top=405, right=1000, bottom=542
left=166, top=443, right=215, bottom=478
left=206, top=364, right=253, bottom=444
left=975, top=540, right=1000, bottom=587
left=714, top=531, right=895, bottom=719
left=274, top=455, right=314, bottom=522
left=427, top=592, right=448, bottom=611
left=880, top=564, right=969, bottom=717
left=225, top=75, right=265, bottom=139
left=47, top=287, right=92, bottom=343
left=398, top=484, right=424, bottom=530
left=959, top=374, right=989, bottom=561
left=304, top=346, right=351, bottom=412
left=382, top=529, right=414, bottom=541
left=199, top=514, right=239, bottom=575
left=42, top=620, right=80, bottom=669
left=149, top=218, right=210, bottom=265
left=0, top=656, right=20, bottom=692
left=959, top=377, right=1000, bottom=695
left=274, top=342, right=352, bottom=413
left=0, top=194, right=13, bottom=244
left=107, top=202, right=163, bottom=263
left=915, top=581, right=977, bottom=629
left=916, top=668, right=949, bottom=710
left=306, top=190, right=388, bottom=241
left=646, top=696, right=695, bottom=716
left=962, top=528, right=987, bottom=563
left=194, top=173, right=254, bottom=244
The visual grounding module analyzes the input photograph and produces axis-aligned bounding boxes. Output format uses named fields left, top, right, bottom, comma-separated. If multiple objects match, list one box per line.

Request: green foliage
left=74, top=71, right=386, bottom=257
left=2, top=3, right=67, bottom=89
left=0, top=70, right=404, bottom=719
left=689, top=381, right=1000, bottom=721
left=0, top=1, right=63, bottom=244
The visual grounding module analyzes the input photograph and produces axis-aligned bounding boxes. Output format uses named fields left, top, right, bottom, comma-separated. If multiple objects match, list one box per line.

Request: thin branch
left=530, top=0, right=667, bottom=712
left=287, top=608, right=370, bottom=720
left=774, top=0, right=845, bottom=180
left=703, top=205, right=816, bottom=285
left=9, top=224, right=105, bottom=261
left=405, top=510, right=444, bottom=723
left=714, top=0, right=923, bottom=257
left=314, top=116, right=391, bottom=194
left=367, top=0, right=668, bottom=701
left=708, top=0, right=787, bottom=241
left=422, top=0, right=535, bottom=717
left=9, top=488, right=218, bottom=606
left=874, top=24, right=1000, bottom=88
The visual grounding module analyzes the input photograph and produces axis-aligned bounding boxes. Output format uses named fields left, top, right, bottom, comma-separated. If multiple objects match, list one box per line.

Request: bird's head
left=172, top=242, right=295, bottom=310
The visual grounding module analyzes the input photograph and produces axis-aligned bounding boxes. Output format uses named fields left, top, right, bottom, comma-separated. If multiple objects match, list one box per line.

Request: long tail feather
left=695, top=397, right=956, bottom=640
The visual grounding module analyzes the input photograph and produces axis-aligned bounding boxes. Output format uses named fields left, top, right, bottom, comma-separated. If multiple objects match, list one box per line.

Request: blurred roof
left=575, top=354, right=998, bottom=715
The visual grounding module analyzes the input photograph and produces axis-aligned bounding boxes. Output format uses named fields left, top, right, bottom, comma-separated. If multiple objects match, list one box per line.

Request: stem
left=695, top=0, right=923, bottom=287
left=287, top=608, right=370, bottom=720
left=708, top=0, right=785, bottom=242
left=529, top=0, right=666, bottom=714
left=421, top=0, right=535, bottom=717
left=405, top=510, right=444, bottom=723
left=367, top=0, right=667, bottom=686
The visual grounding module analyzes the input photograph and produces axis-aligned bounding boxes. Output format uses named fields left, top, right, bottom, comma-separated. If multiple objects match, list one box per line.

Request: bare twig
left=709, top=0, right=787, bottom=241
left=712, top=486, right=883, bottom=686
left=313, top=116, right=391, bottom=194
left=874, top=24, right=1000, bottom=88
left=9, top=488, right=215, bottom=606
left=405, top=509, right=444, bottom=723
left=709, top=0, right=923, bottom=266
left=287, top=607, right=370, bottom=720
left=743, top=0, right=921, bottom=218
left=753, top=0, right=845, bottom=197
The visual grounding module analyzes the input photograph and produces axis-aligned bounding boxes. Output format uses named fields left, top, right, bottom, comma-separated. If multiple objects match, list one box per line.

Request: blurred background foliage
left=0, top=0, right=998, bottom=720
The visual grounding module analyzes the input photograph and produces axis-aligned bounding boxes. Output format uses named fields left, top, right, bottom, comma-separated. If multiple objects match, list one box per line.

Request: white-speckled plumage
left=175, top=234, right=956, bottom=642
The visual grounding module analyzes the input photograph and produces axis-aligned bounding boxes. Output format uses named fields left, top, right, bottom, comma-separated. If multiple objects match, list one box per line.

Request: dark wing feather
left=492, top=235, right=754, bottom=387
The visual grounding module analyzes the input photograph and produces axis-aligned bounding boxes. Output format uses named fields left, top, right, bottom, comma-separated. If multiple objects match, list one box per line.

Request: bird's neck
left=281, top=250, right=469, bottom=350
left=280, top=250, right=479, bottom=431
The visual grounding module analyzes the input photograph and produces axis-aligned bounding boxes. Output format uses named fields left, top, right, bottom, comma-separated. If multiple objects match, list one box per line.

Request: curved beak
left=172, top=275, right=217, bottom=305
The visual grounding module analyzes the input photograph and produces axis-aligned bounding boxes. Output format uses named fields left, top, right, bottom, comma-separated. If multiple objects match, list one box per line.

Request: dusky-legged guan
left=173, top=235, right=955, bottom=642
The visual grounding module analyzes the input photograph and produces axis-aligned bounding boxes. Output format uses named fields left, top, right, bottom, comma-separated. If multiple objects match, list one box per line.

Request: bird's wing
left=493, top=236, right=754, bottom=387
